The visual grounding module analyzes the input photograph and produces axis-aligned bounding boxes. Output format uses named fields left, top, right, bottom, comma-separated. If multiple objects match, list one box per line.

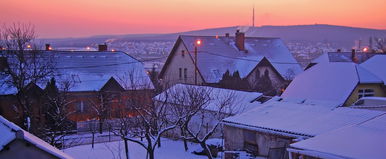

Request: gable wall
left=247, top=65, right=286, bottom=94
left=344, top=84, right=386, bottom=106
left=160, top=43, right=204, bottom=87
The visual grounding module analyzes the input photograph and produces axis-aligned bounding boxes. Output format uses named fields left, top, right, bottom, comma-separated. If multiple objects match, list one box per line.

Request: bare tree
left=89, top=90, right=112, bottom=134
left=166, top=85, right=237, bottom=159
left=0, top=23, right=55, bottom=132
left=38, top=77, right=76, bottom=148
left=111, top=69, right=182, bottom=159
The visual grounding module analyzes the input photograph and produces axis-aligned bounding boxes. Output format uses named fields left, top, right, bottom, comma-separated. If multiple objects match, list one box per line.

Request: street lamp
left=194, top=39, right=202, bottom=85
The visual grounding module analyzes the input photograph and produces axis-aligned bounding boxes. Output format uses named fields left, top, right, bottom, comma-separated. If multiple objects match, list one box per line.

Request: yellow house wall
left=344, top=84, right=386, bottom=106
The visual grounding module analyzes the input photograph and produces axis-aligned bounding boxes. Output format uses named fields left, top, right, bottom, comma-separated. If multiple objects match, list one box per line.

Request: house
left=288, top=114, right=386, bottom=159
left=281, top=55, right=386, bottom=106
left=0, top=50, right=154, bottom=132
left=159, top=31, right=303, bottom=95
left=0, top=116, right=73, bottom=159
left=154, top=83, right=263, bottom=138
left=221, top=98, right=385, bottom=158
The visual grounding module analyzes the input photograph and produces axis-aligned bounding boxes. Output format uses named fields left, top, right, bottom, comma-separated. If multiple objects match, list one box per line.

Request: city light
left=196, top=40, right=201, bottom=45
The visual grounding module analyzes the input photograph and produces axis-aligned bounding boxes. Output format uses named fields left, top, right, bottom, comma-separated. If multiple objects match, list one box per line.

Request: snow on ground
left=64, top=138, right=210, bottom=159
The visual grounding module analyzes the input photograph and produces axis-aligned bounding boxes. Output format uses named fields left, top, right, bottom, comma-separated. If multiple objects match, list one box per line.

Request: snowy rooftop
left=222, top=100, right=384, bottom=137
left=177, top=35, right=303, bottom=83
left=360, top=55, right=386, bottom=85
left=311, top=52, right=378, bottom=64
left=0, top=116, right=73, bottom=159
left=154, top=83, right=263, bottom=114
left=0, top=51, right=154, bottom=95
left=289, top=114, right=386, bottom=159
left=282, top=61, right=385, bottom=106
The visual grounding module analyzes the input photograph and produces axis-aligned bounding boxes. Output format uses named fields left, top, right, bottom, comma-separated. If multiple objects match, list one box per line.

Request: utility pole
left=194, top=40, right=201, bottom=85
left=194, top=46, right=198, bottom=85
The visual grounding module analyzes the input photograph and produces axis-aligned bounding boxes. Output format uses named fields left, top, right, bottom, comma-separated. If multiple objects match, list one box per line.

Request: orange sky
left=2, top=0, right=386, bottom=38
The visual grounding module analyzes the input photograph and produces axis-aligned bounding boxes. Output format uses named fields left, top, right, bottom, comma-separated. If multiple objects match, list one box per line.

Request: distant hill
left=40, top=24, right=386, bottom=48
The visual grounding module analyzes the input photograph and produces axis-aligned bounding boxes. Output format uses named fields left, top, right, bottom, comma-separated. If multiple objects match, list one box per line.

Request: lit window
left=358, top=89, right=374, bottom=99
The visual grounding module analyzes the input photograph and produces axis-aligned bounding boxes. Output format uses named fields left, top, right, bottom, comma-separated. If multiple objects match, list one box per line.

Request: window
left=243, top=130, right=258, bottom=155
left=76, top=101, right=89, bottom=113
left=179, top=68, right=182, bottom=80
left=358, top=89, right=375, bottom=99
left=181, top=50, right=185, bottom=57
left=184, top=68, right=187, bottom=80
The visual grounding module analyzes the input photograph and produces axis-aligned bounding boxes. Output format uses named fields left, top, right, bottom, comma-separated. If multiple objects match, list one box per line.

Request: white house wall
left=161, top=43, right=204, bottom=87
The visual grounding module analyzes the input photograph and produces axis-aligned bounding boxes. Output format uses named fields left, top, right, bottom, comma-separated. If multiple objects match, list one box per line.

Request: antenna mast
left=252, top=5, right=255, bottom=27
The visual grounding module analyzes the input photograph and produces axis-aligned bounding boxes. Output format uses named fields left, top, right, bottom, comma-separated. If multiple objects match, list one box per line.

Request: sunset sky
left=2, top=0, right=386, bottom=38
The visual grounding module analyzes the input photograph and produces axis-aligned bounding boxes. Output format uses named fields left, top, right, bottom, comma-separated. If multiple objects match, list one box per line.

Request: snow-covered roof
left=361, top=55, right=386, bottom=85
left=281, top=62, right=384, bottom=106
left=175, top=35, right=303, bottom=83
left=0, top=51, right=154, bottom=95
left=311, top=52, right=378, bottom=64
left=154, top=83, right=263, bottom=114
left=222, top=100, right=384, bottom=137
left=289, top=114, right=386, bottom=159
left=0, top=116, right=73, bottom=159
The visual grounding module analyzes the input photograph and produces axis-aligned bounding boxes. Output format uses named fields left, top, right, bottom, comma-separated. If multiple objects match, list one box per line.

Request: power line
left=55, top=56, right=168, bottom=69
left=198, top=51, right=301, bottom=65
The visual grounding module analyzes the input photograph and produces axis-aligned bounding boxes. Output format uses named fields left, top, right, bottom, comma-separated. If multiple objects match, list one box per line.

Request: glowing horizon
left=2, top=0, right=386, bottom=38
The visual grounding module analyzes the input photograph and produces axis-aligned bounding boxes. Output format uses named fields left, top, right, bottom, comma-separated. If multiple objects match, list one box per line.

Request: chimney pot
left=225, top=33, right=229, bottom=38
left=235, top=31, right=245, bottom=51
left=98, top=44, right=108, bottom=51
left=45, top=44, right=51, bottom=51
left=351, top=49, right=358, bottom=63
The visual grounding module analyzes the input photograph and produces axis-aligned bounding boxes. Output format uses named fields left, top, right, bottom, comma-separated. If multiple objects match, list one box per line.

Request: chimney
left=225, top=33, right=230, bottom=38
left=351, top=49, right=358, bottom=63
left=235, top=30, right=245, bottom=51
left=98, top=44, right=108, bottom=51
left=45, top=44, right=51, bottom=51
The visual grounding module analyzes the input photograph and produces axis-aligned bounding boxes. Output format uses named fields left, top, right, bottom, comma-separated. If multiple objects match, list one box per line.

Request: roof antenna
left=252, top=5, right=255, bottom=27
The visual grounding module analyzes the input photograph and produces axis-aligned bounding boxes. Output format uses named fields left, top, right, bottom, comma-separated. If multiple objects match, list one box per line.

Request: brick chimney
left=351, top=49, right=358, bottom=63
left=235, top=30, right=245, bottom=51
left=45, top=44, right=51, bottom=51
left=98, top=44, right=108, bottom=51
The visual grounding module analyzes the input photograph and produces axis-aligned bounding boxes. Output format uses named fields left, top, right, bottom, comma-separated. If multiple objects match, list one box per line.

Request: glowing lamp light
left=111, top=49, right=115, bottom=52
left=86, top=46, right=91, bottom=50
left=196, top=40, right=202, bottom=46
left=48, top=47, right=52, bottom=50
left=27, top=44, right=31, bottom=48
left=363, top=47, right=368, bottom=52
